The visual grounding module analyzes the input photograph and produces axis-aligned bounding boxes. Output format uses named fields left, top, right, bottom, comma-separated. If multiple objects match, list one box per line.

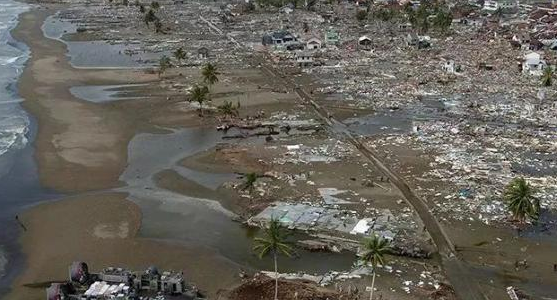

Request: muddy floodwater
left=118, top=127, right=358, bottom=274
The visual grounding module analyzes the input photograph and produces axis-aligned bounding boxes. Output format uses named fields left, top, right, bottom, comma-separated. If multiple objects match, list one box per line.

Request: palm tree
left=173, top=47, right=186, bottom=66
left=541, top=66, right=553, bottom=87
left=158, top=55, right=171, bottom=78
left=154, top=19, right=163, bottom=33
left=188, top=85, right=210, bottom=115
left=144, top=9, right=157, bottom=26
left=242, top=172, right=258, bottom=192
left=253, top=218, right=293, bottom=300
left=504, top=177, right=540, bottom=223
left=202, top=63, right=219, bottom=86
left=359, top=234, right=391, bottom=300
left=217, top=101, right=240, bottom=118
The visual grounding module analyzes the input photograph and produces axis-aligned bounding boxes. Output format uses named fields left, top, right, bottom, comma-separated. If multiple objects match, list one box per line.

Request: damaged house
left=358, top=35, right=372, bottom=50
left=522, top=52, right=546, bottom=76
left=262, top=30, right=298, bottom=47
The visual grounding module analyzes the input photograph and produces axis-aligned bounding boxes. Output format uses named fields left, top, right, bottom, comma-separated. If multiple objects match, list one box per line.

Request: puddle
left=70, top=84, right=148, bottom=103
left=42, top=14, right=168, bottom=69
left=66, top=41, right=165, bottom=68
left=41, top=13, right=77, bottom=41
left=118, top=127, right=356, bottom=273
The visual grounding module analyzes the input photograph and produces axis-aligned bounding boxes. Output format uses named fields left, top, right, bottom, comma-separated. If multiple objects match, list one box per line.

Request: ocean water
left=0, top=0, right=30, bottom=172
left=0, top=0, right=30, bottom=290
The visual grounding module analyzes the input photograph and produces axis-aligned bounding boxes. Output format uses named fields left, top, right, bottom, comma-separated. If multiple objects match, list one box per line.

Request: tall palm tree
left=504, top=177, right=540, bottom=223
left=202, top=63, right=219, bottom=86
left=173, top=47, right=186, bottom=66
left=359, top=234, right=391, bottom=300
left=253, top=218, right=293, bottom=300
left=154, top=19, right=163, bottom=33
left=144, top=9, right=157, bottom=26
left=541, top=66, right=553, bottom=87
left=188, top=85, right=210, bottom=115
left=158, top=55, right=171, bottom=78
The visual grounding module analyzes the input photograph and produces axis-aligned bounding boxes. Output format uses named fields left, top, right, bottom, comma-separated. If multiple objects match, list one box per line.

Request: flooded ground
left=70, top=84, right=148, bottom=103
left=118, top=127, right=358, bottom=274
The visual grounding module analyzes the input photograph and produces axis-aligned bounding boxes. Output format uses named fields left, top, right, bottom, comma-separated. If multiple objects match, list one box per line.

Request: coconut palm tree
left=202, top=63, right=219, bottom=86
left=217, top=101, right=240, bottom=118
left=253, top=218, right=293, bottom=300
left=173, top=47, right=186, bottom=66
left=144, top=9, right=157, bottom=26
left=504, top=177, right=540, bottom=223
left=188, top=85, right=210, bottom=115
left=154, top=19, right=163, bottom=33
left=541, top=66, right=553, bottom=87
left=359, top=234, right=391, bottom=300
left=158, top=55, right=171, bottom=78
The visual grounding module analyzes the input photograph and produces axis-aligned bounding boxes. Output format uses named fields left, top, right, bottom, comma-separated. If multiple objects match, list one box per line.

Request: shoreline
left=4, top=6, right=243, bottom=300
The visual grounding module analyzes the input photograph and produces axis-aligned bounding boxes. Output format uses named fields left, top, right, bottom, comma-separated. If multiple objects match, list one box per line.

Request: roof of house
left=307, top=37, right=322, bottom=44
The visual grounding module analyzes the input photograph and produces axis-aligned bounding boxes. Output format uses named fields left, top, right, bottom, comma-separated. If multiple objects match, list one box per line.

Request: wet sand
left=6, top=193, right=240, bottom=300
left=5, top=7, right=243, bottom=299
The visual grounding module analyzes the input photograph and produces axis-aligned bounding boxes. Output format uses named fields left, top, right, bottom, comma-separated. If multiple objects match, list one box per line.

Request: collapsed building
left=46, top=262, right=205, bottom=300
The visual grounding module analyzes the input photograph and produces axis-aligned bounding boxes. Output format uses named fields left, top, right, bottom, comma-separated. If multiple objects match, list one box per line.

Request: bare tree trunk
left=369, top=272, right=376, bottom=300
left=274, top=252, right=279, bottom=300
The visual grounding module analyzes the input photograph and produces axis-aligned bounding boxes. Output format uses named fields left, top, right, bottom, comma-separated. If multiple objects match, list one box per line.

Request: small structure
left=306, top=37, right=322, bottom=50
left=522, top=52, right=546, bottom=76
left=443, top=60, right=457, bottom=74
left=198, top=47, right=209, bottom=59
left=483, top=0, right=518, bottom=12
left=262, top=31, right=298, bottom=47
left=407, top=33, right=430, bottom=49
left=358, top=35, right=372, bottom=50
left=296, top=51, right=313, bottom=67
left=324, top=28, right=340, bottom=45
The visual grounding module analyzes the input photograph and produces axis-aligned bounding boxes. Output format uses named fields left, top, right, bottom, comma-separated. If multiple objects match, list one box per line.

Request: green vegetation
left=541, top=66, right=553, bottom=87
left=139, top=4, right=145, bottom=13
left=242, top=172, right=259, bottom=192
left=202, top=63, right=219, bottom=86
left=407, top=2, right=452, bottom=34
left=157, top=55, right=171, bottom=78
left=356, top=9, right=368, bottom=22
left=188, top=85, right=210, bottom=115
left=144, top=9, right=157, bottom=26
left=150, top=1, right=160, bottom=9
left=253, top=218, right=293, bottom=300
left=154, top=19, right=163, bottom=33
left=218, top=101, right=240, bottom=118
left=504, top=177, right=540, bottom=223
left=359, top=234, right=391, bottom=300
left=372, top=6, right=401, bottom=22
left=173, top=47, right=186, bottom=65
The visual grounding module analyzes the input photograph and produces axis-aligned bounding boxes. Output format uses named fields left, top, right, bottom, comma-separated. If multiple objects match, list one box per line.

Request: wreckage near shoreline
left=46, top=262, right=205, bottom=300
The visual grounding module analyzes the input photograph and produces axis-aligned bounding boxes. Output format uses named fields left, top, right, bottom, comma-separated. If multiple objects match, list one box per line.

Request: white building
left=522, top=52, right=546, bottom=76
left=296, top=51, right=313, bottom=67
left=483, top=0, right=518, bottom=11
left=306, top=37, right=322, bottom=50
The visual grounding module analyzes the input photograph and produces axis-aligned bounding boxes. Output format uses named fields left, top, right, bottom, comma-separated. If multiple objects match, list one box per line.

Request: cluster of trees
left=187, top=63, right=220, bottom=115
left=354, top=2, right=453, bottom=34
left=406, top=2, right=453, bottom=34
left=141, top=1, right=164, bottom=33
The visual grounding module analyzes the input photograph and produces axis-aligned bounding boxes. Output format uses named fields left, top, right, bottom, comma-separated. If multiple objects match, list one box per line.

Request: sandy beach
left=5, top=7, right=242, bottom=299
